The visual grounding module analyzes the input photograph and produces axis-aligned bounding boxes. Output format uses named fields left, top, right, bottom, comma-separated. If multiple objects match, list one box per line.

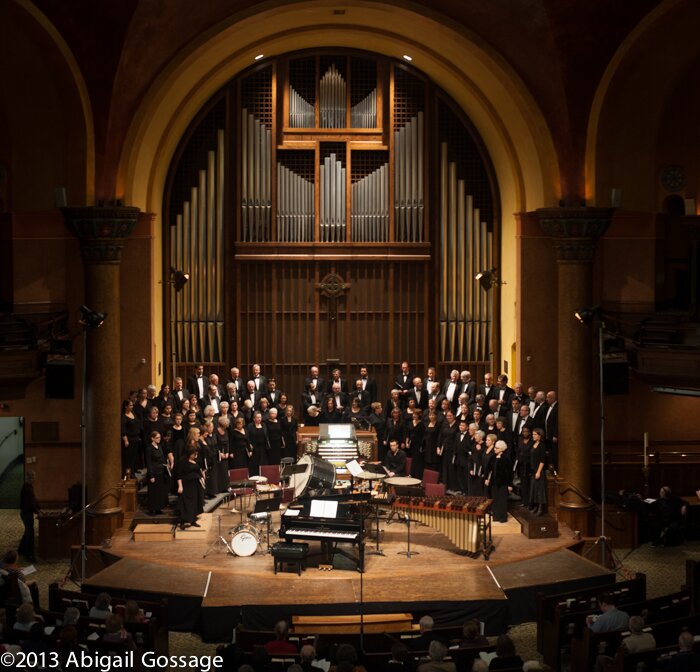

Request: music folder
left=281, top=463, right=307, bottom=478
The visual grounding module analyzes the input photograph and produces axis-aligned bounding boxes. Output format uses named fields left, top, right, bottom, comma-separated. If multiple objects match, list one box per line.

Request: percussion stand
left=366, top=500, right=385, bottom=556
left=397, top=512, right=419, bottom=559
left=203, top=512, right=235, bottom=558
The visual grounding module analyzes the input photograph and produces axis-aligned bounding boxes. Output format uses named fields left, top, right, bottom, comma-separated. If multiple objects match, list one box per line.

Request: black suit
left=303, top=376, right=326, bottom=395
left=327, top=390, right=349, bottom=410
left=242, top=390, right=262, bottom=410
left=187, top=374, right=208, bottom=400
left=251, top=375, right=267, bottom=395
left=531, top=402, right=548, bottom=428
left=407, top=387, right=428, bottom=410
left=459, top=380, right=477, bottom=405
left=514, top=415, right=534, bottom=440
left=348, top=389, right=371, bottom=413
left=200, top=395, right=222, bottom=413
left=394, top=371, right=413, bottom=394
left=264, top=389, right=283, bottom=408
left=358, top=377, right=378, bottom=403
left=478, top=384, right=496, bottom=402
left=326, top=378, right=349, bottom=395
left=494, top=385, right=515, bottom=414
left=172, top=388, right=188, bottom=410
left=226, top=376, right=244, bottom=398
left=442, top=379, right=461, bottom=410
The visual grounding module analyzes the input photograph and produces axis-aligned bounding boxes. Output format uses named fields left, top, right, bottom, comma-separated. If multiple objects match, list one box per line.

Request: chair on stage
left=422, top=468, right=440, bottom=485
left=424, top=482, right=446, bottom=498
left=260, top=464, right=281, bottom=486
left=228, top=468, right=254, bottom=510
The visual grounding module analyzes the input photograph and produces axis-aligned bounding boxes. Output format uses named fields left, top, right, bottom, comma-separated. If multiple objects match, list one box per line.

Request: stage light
left=79, top=305, right=107, bottom=330
left=403, top=55, right=413, bottom=62
left=172, top=269, right=190, bottom=292
left=574, top=307, right=596, bottom=324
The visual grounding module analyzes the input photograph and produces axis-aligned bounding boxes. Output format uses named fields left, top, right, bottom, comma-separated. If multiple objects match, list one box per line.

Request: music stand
left=250, top=494, right=282, bottom=553
left=397, top=509, right=419, bottom=559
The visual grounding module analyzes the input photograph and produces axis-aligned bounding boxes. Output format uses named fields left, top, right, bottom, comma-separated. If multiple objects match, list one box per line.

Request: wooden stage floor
left=85, top=508, right=610, bottom=616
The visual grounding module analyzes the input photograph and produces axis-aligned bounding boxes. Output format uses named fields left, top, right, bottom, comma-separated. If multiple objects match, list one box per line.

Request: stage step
left=511, top=505, right=559, bottom=539
left=133, top=523, right=175, bottom=542
left=174, top=512, right=213, bottom=540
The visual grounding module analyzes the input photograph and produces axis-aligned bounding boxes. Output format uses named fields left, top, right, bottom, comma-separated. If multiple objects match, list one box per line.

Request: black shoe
left=179, top=524, right=187, bottom=531
left=191, top=522, right=201, bottom=528
left=535, top=505, right=544, bottom=517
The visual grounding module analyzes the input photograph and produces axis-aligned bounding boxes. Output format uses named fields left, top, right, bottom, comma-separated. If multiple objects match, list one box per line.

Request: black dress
left=491, top=453, right=512, bottom=522
left=145, top=442, right=169, bottom=514
left=422, top=422, right=441, bottom=471
left=229, top=429, right=250, bottom=470
left=319, top=408, right=342, bottom=424
left=215, top=428, right=230, bottom=493
left=265, top=419, right=283, bottom=465
left=529, top=441, right=547, bottom=504
left=407, top=421, right=425, bottom=479
left=469, top=444, right=484, bottom=496
left=280, top=416, right=298, bottom=460
left=246, top=423, right=268, bottom=475
left=120, top=413, right=141, bottom=475
left=516, top=437, right=533, bottom=506
left=482, top=448, right=496, bottom=497
left=438, top=421, right=460, bottom=491
left=177, top=459, right=204, bottom=525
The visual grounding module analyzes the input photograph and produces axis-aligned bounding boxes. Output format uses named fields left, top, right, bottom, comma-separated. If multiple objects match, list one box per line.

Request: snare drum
left=384, top=476, right=422, bottom=496
left=230, top=522, right=260, bottom=556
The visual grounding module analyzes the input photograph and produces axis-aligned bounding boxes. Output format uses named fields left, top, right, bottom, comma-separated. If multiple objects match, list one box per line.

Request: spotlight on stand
left=161, top=267, right=190, bottom=292
left=474, top=268, right=505, bottom=291
left=79, top=305, right=107, bottom=330
left=574, top=306, right=597, bottom=325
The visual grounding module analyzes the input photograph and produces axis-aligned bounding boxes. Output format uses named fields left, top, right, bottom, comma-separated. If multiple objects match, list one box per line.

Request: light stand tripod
left=203, top=511, right=235, bottom=557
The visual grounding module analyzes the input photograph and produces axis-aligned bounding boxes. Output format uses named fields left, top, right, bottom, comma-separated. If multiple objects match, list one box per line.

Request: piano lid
left=319, top=423, right=357, bottom=442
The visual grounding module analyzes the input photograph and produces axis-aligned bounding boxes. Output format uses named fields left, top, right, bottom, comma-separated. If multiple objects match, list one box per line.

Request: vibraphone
left=390, top=495, right=494, bottom=559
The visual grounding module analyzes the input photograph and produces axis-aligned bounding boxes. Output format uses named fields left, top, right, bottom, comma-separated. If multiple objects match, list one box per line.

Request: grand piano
left=279, top=491, right=371, bottom=571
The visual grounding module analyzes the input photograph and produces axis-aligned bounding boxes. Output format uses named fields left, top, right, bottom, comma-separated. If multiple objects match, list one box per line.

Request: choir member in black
left=516, top=426, right=533, bottom=508
left=384, top=438, right=407, bottom=477
left=304, top=404, right=320, bottom=427
left=120, top=399, right=141, bottom=476
left=246, top=411, right=268, bottom=475
left=454, top=419, right=471, bottom=495
left=188, top=394, right=202, bottom=420
left=230, top=416, right=250, bottom=469
left=277, top=393, right=289, bottom=418
left=319, top=396, right=343, bottom=424
left=343, top=398, right=365, bottom=424
left=406, top=408, right=425, bottom=479
left=154, top=384, right=175, bottom=413
left=384, top=407, right=406, bottom=456
left=529, top=428, right=547, bottom=516
left=134, top=387, right=151, bottom=424
left=469, top=429, right=485, bottom=495
left=176, top=446, right=204, bottom=529
left=184, top=409, right=200, bottom=431
left=455, top=402, right=470, bottom=426
left=265, top=407, right=283, bottom=464
left=422, top=411, right=441, bottom=473
left=142, top=405, right=164, bottom=448
left=200, top=422, right=219, bottom=497
left=160, top=403, right=175, bottom=452
left=482, top=433, right=497, bottom=498
left=169, top=413, right=186, bottom=493
left=438, top=411, right=460, bottom=493
left=229, top=400, right=246, bottom=427
left=491, top=440, right=513, bottom=523
left=494, top=415, right=509, bottom=447
left=280, top=405, right=298, bottom=460
left=145, top=431, right=171, bottom=515
left=179, top=397, right=191, bottom=418
left=386, top=389, right=404, bottom=415
left=403, top=398, right=418, bottom=425
left=472, top=408, right=486, bottom=432
left=368, top=402, right=387, bottom=462
left=19, top=471, right=40, bottom=563
left=258, top=397, right=271, bottom=421
left=438, top=397, right=452, bottom=423
left=215, top=416, right=231, bottom=493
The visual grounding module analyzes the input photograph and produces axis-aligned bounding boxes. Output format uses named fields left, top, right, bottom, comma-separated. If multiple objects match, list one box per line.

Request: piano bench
left=272, top=542, right=309, bottom=575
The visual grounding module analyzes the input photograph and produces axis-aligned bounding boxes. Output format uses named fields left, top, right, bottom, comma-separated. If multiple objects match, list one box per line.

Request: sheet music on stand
left=310, top=499, right=339, bottom=519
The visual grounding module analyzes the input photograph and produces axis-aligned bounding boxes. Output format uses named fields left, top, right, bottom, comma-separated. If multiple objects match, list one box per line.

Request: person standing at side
left=19, top=471, right=41, bottom=563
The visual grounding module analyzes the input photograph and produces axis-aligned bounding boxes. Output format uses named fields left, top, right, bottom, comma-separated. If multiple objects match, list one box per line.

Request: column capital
left=535, top=207, right=614, bottom=262
left=62, top=205, right=139, bottom=264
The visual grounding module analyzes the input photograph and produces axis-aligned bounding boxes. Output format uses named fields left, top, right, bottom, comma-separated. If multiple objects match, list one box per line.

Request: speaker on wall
left=45, top=361, right=75, bottom=399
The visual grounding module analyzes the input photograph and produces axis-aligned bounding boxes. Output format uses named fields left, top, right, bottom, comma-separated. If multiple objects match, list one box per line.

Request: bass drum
left=291, top=454, right=336, bottom=498
left=230, top=523, right=260, bottom=556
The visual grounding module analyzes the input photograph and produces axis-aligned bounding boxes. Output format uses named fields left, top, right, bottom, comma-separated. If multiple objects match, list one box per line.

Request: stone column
left=536, top=207, right=613, bottom=534
left=63, top=206, right=139, bottom=544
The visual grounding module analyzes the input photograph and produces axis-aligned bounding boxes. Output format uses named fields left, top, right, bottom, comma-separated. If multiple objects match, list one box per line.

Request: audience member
left=410, top=615, right=436, bottom=651
left=657, top=630, right=700, bottom=671
left=265, top=620, right=297, bottom=655
left=299, top=644, right=326, bottom=671
left=622, top=615, right=656, bottom=653
left=89, top=592, right=112, bottom=620
left=459, top=619, right=489, bottom=648
left=489, top=635, right=523, bottom=670
left=418, top=640, right=456, bottom=672
left=388, top=641, right=410, bottom=667
left=586, top=592, right=629, bottom=633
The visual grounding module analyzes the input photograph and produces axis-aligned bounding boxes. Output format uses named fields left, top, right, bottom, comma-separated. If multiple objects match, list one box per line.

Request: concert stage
left=82, top=507, right=613, bottom=641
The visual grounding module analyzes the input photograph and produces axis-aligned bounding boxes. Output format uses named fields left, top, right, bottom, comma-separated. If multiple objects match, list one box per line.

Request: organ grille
left=170, top=129, right=225, bottom=362
left=350, top=58, right=377, bottom=128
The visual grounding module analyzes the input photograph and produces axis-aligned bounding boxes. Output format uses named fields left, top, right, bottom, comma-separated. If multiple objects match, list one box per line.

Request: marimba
left=390, top=495, right=494, bottom=559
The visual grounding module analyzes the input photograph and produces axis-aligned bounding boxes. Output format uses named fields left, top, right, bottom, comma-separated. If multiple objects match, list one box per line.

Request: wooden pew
left=537, top=573, right=646, bottom=669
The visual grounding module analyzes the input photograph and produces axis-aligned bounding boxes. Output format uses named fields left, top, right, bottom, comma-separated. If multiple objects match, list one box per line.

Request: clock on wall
left=660, top=165, right=686, bottom=193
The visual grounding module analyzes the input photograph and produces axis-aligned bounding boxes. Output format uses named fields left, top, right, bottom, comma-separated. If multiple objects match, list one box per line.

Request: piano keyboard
left=283, top=527, right=359, bottom=541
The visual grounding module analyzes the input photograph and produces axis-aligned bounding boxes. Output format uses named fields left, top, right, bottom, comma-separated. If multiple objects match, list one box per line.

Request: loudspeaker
left=603, top=361, right=629, bottom=395
left=45, top=361, right=75, bottom=399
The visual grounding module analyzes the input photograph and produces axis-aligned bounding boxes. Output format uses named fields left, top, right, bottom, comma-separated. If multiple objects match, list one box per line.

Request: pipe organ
left=170, top=128, right=225, bottom=363
left=166, top=51, right=498, bottom=384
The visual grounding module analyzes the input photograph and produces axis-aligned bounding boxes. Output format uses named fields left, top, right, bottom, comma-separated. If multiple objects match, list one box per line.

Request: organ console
left=390, top=495, right=494, bottom=560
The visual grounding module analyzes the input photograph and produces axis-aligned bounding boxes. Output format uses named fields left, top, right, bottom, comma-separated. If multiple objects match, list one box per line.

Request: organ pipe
left=289, top=87, right=314, bottom=128
left=320, top=153, right=346, bottom=242
left=276, top=163, right=314, bottom=242
left=438, top=142, right=492, bottom=363
left=320, top=64, right=346, bottom=128
left=394, top=112, right=424, bottom=242
left=241, top=108, right=271, bottom=241
left=350, top=89, right=376, bottom=128
left=351, top=163, right=388, bottom=242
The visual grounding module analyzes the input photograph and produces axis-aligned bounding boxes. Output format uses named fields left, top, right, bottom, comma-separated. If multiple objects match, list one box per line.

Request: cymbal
left=223, top=508, right=241, bottom=514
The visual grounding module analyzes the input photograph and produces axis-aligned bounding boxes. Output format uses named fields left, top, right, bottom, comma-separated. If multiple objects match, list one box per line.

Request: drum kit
left=204, top=475, right=281, bottom=558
